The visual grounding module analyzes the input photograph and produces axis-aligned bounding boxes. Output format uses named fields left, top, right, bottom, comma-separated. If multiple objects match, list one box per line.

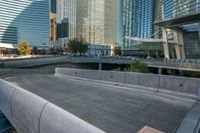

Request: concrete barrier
left=101, top=71, right=126, bottom=84
left=40, top=103, right=104, bottom=133
left=3, top=56, right=68, bottom=68
left=125, top=72, right=160, bottom=89
left=82, top=70, right=101, bottom=80
left=0, top=79, right=15, bottom=121
left=0, top=79, right=105, bottom=133
left=176, top=102, right=200, bottom=133
left=55, top=68, right=200, bottom=98
left=11, top=87, right=48, bottom=133
left=159, top=76, right=200, bottom=96
left=0, top=69, right=54, bottom=77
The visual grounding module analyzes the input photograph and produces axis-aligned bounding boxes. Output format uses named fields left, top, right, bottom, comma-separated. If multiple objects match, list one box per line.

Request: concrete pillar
left=180, top=46, right=186, bottom=59
left=179, top=70, right=184, bottom=76
left=158, top=68, right=162, bottom=75
left=162, top=28, right=170, bottom=59
left=174, top=31, right=181, bottom=59
left=178, top=31, right=186, bottom=59
left=99, top=63, right=102, bottom=70
left=156, top=51, right=159, bottom=59
left=147, top=51, right=151, bottom=58
left=175, top=45, right=181, bottom=59
left=170, top=29, right=186, bottom=59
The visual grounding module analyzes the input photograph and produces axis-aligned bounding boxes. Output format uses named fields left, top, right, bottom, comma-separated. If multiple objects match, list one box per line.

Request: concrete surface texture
left=0, top=79, right=105, bottom=133
left=55, top=68, right=200, bottom=99
left=5, top=74, right=194, bottom=133
left=0, top=69, right=54, bottom=77
left=3, top=56, right=67, bottom=68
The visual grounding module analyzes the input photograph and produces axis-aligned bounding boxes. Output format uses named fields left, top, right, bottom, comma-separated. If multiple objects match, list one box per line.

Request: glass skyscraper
left=0, top=0, right=50, bottom=47
left=81, top=0, right=119, bottom=45
left=120, top=0, right=154, bottom=47
left=51, top=0, right=56, bottom=13
left=155, top=0, right=200, bottom=59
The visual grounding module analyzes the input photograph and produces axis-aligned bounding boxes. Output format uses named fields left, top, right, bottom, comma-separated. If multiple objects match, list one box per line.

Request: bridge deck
left=5, top=74, right=194, bottom=133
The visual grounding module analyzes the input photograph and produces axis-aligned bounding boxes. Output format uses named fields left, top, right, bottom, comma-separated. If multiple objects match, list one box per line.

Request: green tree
left=18, top=42, right=32, bottom=55
left=32, top=46, right=38, bottom=55
left=78, top=38, right=89, bottom=55
left=113, top=44, right=122, bottom=56
left=0, top=62, right=4, bottom=69
left=126, top=61, right=149, bottom=73
left=68, top=38, right=89, bottom=55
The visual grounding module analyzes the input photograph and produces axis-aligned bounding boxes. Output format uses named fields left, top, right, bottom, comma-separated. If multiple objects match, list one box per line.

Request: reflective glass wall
left=164, top=0, right=200, bottom=19
left=120, top=0, right=154, bottom=47
left=0, top=0, right=50, bottom=47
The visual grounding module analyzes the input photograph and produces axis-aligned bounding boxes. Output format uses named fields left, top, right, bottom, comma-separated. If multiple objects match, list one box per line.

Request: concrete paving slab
left=5, top=74, right=194, bottom=133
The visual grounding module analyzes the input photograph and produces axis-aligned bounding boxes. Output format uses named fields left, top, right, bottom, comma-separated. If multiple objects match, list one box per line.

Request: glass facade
left=57, top=0, right=77, bottom=39
left=0, top=0, right=50, bottom=47
left=164, top=0, right=200, bottom=19
left=120, top=0, right=154, bottom=47
left=51, top=0, right=56, bottom=13
left=81, top=0, right=119, bottom=45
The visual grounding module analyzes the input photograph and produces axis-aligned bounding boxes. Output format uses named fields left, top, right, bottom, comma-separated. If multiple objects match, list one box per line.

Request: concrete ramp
left=0, top=79, right=105, bottom=133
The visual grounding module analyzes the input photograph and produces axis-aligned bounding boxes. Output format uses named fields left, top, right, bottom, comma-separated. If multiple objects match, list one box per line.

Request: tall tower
left=0, top=0, right=50, bottom=47
left=80, top=0, right=119, bottom=45
left=57, top=0, right=77, bottom=39
left=120, top=0, right=154, bottom=48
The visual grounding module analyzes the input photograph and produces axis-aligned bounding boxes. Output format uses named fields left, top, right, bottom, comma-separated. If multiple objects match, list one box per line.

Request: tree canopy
left=113, top=44, right=122, bottom=56
left=68, top=38, right=89, bottom=55
left=125, top=61, right=149, bottom=73
left=18, top=42, right=32, bottom=55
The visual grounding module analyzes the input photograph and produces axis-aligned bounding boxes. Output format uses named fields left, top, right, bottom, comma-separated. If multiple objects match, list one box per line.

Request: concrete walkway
left=5, top=74, right=194, bottom=133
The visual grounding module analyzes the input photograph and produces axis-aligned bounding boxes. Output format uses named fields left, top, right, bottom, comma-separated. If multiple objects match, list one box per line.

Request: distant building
left=120, top=0, right=200, bottom=59
left=51, top=0, right=57, bottom=13
left=0, top=0, right=50, bottom=48
left=57, top=0, right=77, bottom=39
left=119, top=0, right=154, bottom=48
left=87, top=44, right=111, bottom=57
left=80, top=0, right=120, bottom=45
left=50, top=13, right=57, bottom=45
left=155, top=0, right=200, bottom=59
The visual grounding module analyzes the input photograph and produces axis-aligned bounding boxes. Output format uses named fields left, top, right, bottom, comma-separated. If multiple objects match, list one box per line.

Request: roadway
left=4, top=74, right=194, bottom=133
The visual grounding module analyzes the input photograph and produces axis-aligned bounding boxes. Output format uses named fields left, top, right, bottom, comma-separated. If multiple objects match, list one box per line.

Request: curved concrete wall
left=56, top=68, right=200, bottom=99
left=0, top=69, right=54, bottom=77
left=3, top=56, right=68, bottom=68
left=0, top=79, right=105, bottom=133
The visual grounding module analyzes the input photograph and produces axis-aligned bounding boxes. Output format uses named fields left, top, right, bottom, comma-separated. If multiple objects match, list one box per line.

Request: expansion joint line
left=38, top=101, right=49, bottom=133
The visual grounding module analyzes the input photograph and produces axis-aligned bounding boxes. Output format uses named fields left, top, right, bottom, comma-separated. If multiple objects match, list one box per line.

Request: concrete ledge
left=0, top=79, right=105, bottom=133
left=3, top=56, right=68, bottom=68
left=11, top=87, right=47, bottom=133
left=176, top=102, right=200, bottom=133
left=55, top=68, right=200, bottom=99
left=40, top=103, right=104, bottom=133
left=0, top=69, right=54, bottom=77
left=0, top=79, right=15, bottom=121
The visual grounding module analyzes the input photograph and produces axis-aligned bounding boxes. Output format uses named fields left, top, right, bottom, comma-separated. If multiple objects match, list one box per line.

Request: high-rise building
left=155, top=0, right=200, bottom=59
left=119, top=0, right=154, bottom=48
left=0, top=0, right=50, bottom=48
left=57, top=0, right=77, bottom=39
left=50, top=13, right=57, bottom=43
left=82, top=0, right=120, bottom=45
left=51, top=0, right=57, bottom=13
